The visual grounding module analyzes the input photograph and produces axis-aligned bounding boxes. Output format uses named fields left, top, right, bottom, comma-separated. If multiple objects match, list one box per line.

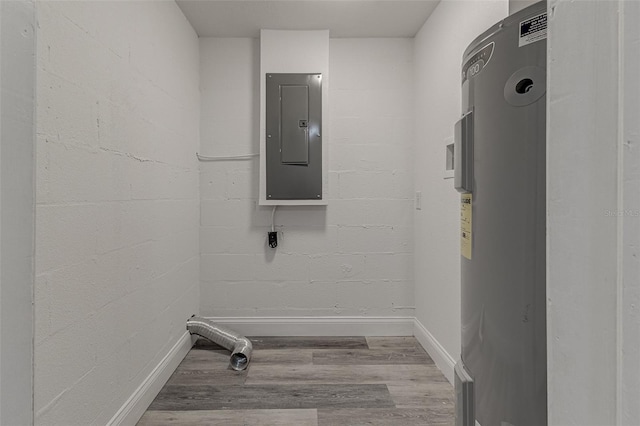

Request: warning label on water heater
left=519, top=12, right=547, bottom=47
left=461, top=194, right=472, bottom=260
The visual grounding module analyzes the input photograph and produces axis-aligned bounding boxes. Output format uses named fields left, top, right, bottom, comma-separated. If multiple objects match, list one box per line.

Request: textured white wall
left=413, top=0, right=507, bottom=365
left=621, top=2, right=640, bottom=422
left=199, top=37, right=415, bottom=318
left=547, top=0, right=640, bottom=423
left=0, top=1, right=36, bottom=424
left=34, top=2, right=200, bottom=424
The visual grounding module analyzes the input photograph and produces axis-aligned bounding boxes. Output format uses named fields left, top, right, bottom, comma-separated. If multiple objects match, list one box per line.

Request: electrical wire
left=271, top=206, right=277, bottom=232
left=196, top=152, right=258, bottom=161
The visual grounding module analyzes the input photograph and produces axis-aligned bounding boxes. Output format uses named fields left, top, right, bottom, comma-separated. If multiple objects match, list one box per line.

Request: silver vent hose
left=186, top=316, right=253, bottom=371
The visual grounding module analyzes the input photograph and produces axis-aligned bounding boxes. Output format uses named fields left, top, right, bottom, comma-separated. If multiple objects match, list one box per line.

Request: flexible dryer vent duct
left=186, top=316, right=253, bottom=371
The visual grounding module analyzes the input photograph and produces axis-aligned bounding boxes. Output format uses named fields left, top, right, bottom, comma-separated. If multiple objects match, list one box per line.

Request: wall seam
left=615, top=0, right=625, bottom=423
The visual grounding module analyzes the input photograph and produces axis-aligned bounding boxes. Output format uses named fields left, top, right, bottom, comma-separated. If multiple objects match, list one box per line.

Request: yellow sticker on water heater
left=461, top=193, right=472, bottom=260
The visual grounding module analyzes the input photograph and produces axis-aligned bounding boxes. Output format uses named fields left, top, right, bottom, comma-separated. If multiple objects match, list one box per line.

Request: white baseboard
left=203, top=316, right=415, bottom=336
left=413, top=318, right=456, bottom=384
left=107, top=331, right=193, bottom=426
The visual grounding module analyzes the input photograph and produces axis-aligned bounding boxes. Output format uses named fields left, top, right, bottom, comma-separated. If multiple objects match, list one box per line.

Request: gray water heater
left=454, top=3, right=547, bottom=426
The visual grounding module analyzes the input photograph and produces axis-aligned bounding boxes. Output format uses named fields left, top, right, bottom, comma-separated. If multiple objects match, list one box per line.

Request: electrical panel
left=266, top=73, right=322, bottom=200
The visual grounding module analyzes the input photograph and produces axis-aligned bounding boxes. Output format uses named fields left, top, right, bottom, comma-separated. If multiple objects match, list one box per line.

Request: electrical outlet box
left=268, top=231, right=278, bottom=248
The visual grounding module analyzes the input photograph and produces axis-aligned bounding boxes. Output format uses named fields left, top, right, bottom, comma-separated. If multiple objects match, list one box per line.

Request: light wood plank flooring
left=138, top=336, right=454, bottom=426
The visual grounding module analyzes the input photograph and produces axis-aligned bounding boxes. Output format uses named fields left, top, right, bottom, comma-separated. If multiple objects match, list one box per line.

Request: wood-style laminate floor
left=138, top=336, right=454, bottom=426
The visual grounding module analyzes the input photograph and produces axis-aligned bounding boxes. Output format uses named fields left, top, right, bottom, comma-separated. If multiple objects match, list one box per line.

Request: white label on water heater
left=519, top=12, right=547, bottom=47
left=461, top=193, right=472, bottom=260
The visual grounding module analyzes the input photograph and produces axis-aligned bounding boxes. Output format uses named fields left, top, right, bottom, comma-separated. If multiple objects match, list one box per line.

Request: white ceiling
left=176, top=1, right=440, bottom=38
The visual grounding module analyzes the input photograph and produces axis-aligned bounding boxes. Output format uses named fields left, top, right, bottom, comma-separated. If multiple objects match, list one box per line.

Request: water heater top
left=463, top=1, right=547, bottom=64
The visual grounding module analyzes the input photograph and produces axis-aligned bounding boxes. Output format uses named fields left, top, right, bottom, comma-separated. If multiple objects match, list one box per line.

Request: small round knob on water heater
left=504, top=66, right=546, bottom=106
left=515, top=78, right=534, bottom=94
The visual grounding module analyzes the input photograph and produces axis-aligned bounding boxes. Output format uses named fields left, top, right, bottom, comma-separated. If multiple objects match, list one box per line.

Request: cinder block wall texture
left=34, top=2, right=200, bottom=424
left=199, top=38, right=415, bottom=318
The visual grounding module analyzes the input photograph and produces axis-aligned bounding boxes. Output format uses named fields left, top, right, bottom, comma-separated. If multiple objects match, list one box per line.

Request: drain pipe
left=186, top=316, right=253, bottom=371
